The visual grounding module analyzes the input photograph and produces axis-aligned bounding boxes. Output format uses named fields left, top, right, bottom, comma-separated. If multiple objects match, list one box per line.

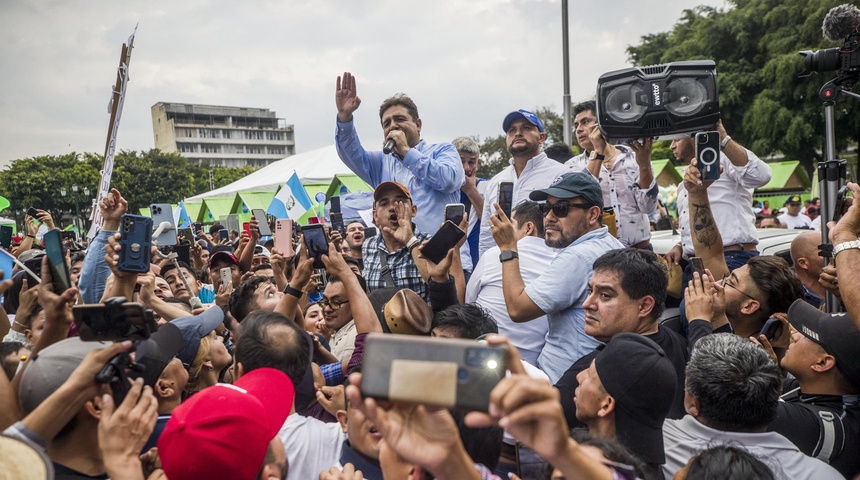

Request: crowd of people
left=0, top=70, right=859, bottom=479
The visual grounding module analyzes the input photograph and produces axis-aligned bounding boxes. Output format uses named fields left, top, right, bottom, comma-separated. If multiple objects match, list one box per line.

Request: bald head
left=791, top=231, right=824, bottom=280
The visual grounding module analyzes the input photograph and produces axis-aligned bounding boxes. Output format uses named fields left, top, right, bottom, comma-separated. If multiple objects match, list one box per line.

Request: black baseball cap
left=594, top=333, right=677, bottom=465
left=132, top=323, right=184, bottom=387
left=788, top=299, right=860, bottom=388
left=529, top=172, right=604, bottom=209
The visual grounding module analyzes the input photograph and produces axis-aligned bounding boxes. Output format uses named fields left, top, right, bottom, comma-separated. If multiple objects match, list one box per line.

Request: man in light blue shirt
left=334, top=72, right=464, bottom=236
left=488, top=171, right=623, bottom=383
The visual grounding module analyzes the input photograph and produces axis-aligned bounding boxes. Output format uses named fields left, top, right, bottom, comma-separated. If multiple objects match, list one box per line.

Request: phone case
left=0, top=225, right=12, bottom=249
left=220, top=267, right=233, bottom=289
left=252, top=209, right=273, bottom=236
left=695, top=131, right=721, bottom=182
left=119, top=215, right=153, bottom=273
left=361, top=334, right=508, bottom=412
left=498, top=182, right=514, bottom=218
left=274, top=219, right=294, bottom=256
left=150, top=203, right=177, bottom=246
left=73, top=303, right=155, bottom=342
left=421, top=221, right=465, bottom=264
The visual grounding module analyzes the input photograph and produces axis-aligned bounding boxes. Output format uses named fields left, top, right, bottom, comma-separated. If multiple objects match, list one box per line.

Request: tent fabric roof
left=203, top=197, right=237, bottom=219
left=183, top=201, right=204, bottom=223
left=757, top=161, right=810, bottom=191
left=238, top=192, right=276, bottom=212
left=325, top=174, right=372, bottom=199
left=187, top=145, right=357, bottom=201
left=651, top=159, right=683, bottom=186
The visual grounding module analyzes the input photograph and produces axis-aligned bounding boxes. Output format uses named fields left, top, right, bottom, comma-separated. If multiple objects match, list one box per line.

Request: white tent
left=187, top=145, right=358, bottom=201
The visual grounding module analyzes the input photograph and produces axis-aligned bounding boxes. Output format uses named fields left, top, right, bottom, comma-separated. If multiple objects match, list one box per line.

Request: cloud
left=0, top=0, right=727, bottom=166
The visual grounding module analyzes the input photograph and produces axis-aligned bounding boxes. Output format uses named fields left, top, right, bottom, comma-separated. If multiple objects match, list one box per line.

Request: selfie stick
left=166, top=252, right=203, bottom=309
left=816, top=74, right=859, bottom=313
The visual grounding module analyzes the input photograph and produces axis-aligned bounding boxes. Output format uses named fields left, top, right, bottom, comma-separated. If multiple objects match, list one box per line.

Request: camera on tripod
left=799, top=4, right=860, bottom=79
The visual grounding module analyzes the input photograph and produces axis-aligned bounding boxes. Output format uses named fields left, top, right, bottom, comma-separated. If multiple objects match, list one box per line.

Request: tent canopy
left=187, top=145, right=358, bottom=201
left=651, top=159, right=683, bottom=187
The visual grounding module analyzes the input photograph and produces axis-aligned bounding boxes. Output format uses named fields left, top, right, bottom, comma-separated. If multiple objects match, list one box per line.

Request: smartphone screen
left=445, top=204, right=466, bottom=225
left=219, top=229, right=229, bottom=242
left=73, top=303, right=155, bottom=342
left=421, top=221, right=466, bottom=264
left=361, top=334, right=508, bottom=412
left=330, top=212, right=345, bottom=237
left=252, top=209, right=273, bottom=236
left=498, top=182, right=514, bottom=218
left=178, top=227, right=194, bottom=245
left=0, top=225, right=12, bottom=249
left=302, top=225, right=329, bottom=269
left=44, top=229, right=71, bottom=292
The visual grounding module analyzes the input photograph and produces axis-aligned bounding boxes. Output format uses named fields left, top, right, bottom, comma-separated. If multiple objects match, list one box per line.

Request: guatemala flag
left=175, top=201, right=193, bottom=229
left=268, top=171, right=313, bottom=219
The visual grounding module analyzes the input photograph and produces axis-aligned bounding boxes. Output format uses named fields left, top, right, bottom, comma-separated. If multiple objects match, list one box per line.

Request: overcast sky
left=0, top=0, right=728, bottom=167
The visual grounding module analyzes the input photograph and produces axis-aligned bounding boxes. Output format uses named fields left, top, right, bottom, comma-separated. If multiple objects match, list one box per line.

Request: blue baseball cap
left=502, top=109, right=544, bottom=133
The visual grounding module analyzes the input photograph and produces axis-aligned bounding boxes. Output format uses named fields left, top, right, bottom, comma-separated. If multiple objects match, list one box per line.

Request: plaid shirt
left=362, top=229, right=431, bottom=302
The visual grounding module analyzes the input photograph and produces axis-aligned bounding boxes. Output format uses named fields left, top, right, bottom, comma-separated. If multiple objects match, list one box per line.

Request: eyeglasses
left=721, top=273, right=757, bottom=302
left=538, top=202, right=593, bottom=218
left=318, top=298, right=350, bottom=311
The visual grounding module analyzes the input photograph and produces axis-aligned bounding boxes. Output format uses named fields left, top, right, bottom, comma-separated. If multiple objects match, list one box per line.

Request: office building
left=151, top=102, right=295, bottom=168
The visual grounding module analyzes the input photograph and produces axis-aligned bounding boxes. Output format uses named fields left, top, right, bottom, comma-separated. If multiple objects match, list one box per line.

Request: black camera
left=799, top=4, right=860, bottom=78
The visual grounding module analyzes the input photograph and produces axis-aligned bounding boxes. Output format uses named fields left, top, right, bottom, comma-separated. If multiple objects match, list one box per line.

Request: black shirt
left=769, top=380, right=860, bottom=478
left=555, top=324, right=690, bottom=428
left=53, top=462, right=109, bottom=479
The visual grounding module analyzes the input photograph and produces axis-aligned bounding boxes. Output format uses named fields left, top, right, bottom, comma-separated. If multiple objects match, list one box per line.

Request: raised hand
left=336, top=72, right=362, bottom=123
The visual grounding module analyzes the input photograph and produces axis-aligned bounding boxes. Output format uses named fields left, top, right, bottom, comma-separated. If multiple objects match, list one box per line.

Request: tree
left=626, top=0, right=860, bottom=176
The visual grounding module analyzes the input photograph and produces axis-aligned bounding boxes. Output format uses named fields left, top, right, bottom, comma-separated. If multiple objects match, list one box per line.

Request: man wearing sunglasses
left=489, top=171, right=624, bottom=383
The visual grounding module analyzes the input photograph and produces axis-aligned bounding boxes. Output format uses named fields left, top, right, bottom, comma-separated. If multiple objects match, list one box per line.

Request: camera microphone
left=822, top=4, right=860, bottom=42
left=383, top=138, right=396, bottom=155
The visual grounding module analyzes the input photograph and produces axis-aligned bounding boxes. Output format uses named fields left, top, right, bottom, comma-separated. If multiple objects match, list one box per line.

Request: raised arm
left=684, top=160, right=729, bottom=281
left=829, top=182, right=860, bottom=331
left=490, top=203, right=545, bottom=321
left=79, top=188, right=128, bottom=304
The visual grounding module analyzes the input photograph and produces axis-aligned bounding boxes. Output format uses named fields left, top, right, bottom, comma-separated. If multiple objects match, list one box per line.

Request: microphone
left=383, top=138, right=396, bottom=155
left=822, top=4, right=860, bottom=42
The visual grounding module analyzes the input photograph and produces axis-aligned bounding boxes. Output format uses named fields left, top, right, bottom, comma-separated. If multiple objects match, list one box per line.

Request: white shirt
left=458, top=179, right=488, bottom=272
left=278, top=414, right=346, bottom=480
left=662, top=415, right=842, bottom=480
left=567, top=147, right=658, bottom=246
left=466, top=236, right=558, bottom=365
left=677, top=149, right=772, bottom=257
left=811, top=215, right=821, bottom=231
left=778, top=212, right=813, bottom=229
left=478, top=153, right=570, bottom=256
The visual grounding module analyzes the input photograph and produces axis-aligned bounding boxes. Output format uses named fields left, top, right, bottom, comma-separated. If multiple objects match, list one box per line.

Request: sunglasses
left=538, top=202, right=593, bottom=218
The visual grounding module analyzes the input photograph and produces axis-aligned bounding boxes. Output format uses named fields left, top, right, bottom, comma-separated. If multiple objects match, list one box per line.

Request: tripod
left=817, top=74, right=859, bottom=313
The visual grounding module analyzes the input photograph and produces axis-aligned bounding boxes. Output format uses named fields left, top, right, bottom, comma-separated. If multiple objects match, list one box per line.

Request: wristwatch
left=283, top=284, right=304, bottom=298
left=589, top=151, right=605, bottom=161
left=499, top=250, right=519, bottom=262
left=833, top=239, right=860, bottom=257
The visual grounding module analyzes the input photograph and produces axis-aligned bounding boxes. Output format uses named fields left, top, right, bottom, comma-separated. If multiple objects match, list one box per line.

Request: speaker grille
left=641, top=65, right=668, bottom=75
left=645, top=118, right=671, bottom=130
left=664, top=78, right=708, bottom=117
left=605, top=86, right=648, bottom=122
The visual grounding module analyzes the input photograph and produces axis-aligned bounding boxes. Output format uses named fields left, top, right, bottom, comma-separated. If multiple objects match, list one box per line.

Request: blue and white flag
left=175, top=202, right=192, bottom=229
left=268, top=172, right=313, bottom=219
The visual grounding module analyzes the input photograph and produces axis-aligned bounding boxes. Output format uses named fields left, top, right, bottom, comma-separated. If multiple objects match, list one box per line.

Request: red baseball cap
left=158, top=368, right=295, bottom=480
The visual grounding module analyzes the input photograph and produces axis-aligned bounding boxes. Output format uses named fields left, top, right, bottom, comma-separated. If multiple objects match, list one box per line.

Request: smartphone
left=690, top=257, right=706, bottom=279
left=43, top=229, right=71, bottom=293
left=497, top=182, right=514, bottom=218
left=695, top=131, right=721, bottom=182
left=193, top=222, right=203, bottom=233
left=150, top=203, right=177, bottom=246
left=26, top=207, right=40, bottom=219
left=119, top=214, right=153, bottom=273
left=219, top=229, right=229, bottom=242
left=421, top=220, right=466, bottom=264
left=330, top=212, right=345, bottom=237
left=178, top=227, right=194, bottom=245
left=445, top=204, right=466, bottom=225
left=302, top=224, right=329, bottom=269
left=314, top=269, right=328, bottom=289
left=361, top=334, right=509, bottom=412
left=365, top=226, right=378, bottom=238
left=220, top=267, right=232, bottom=290
left=274, top=219, right=294, bottom=257
left=252, top=209, right=273, bottom=236
left=833, top=185, right=848, bottom=222
left=0, top=225, right=12, bottom=249
left=330, top=196, right=341, bottom=213
left=73, top=302, right=157, bottom=342
left=759, top=318, right=783, bottom=342
left=243, top=222, right=252, bottom=238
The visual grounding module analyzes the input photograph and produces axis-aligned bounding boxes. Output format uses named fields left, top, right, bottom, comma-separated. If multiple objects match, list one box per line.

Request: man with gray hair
left=662, top=333, right=841, bottom=479
left=453, top=136, right=486, bottom=269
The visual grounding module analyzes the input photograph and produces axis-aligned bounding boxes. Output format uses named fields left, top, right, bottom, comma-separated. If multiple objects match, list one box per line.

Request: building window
left=247, top=146, right=262, bottom=154
left=178, top=144, right=197, bottom=153
left=269, top=147, right=285, bottom=155
left=201, top=145, right=219, bottom=153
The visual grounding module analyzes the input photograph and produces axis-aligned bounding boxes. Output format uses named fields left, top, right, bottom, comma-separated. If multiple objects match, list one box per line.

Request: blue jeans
left=678, top=249, right=759, bottom=337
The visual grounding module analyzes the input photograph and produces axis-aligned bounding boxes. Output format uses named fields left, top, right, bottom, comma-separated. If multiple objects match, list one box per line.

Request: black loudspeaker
left=596, top=60, right=720, bottom=144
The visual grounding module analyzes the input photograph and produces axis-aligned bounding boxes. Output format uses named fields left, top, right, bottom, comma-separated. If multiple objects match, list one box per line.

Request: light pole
left=60, top=184, right=91, bottom=236
left=562, top=0, right=572, bottom=146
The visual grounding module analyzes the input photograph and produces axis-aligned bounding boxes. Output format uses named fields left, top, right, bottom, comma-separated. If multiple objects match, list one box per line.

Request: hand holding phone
left=497, top=182, right=514, bottom=219
left=252, top=209, right=273, bottom=236
left=119, top=215, right=153, bottom=273
left=445, top=204, right=466, bottom=225
left=43, top=229, right=71, bottom=293
left=695, top=131, right=721, bottom=182
left=421, top=221, right=466, bottom=264
left=302, top=224, right=329, bottom=269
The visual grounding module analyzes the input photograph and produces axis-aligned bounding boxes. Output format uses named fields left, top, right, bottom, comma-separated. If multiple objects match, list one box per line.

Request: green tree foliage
left=0, top=150, right=258, bottom=227
left=627, top=0, right=860, bottom=175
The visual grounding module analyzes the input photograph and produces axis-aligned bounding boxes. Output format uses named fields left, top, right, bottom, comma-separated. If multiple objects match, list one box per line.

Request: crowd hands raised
left=0, top=72, right=858, bottom=480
